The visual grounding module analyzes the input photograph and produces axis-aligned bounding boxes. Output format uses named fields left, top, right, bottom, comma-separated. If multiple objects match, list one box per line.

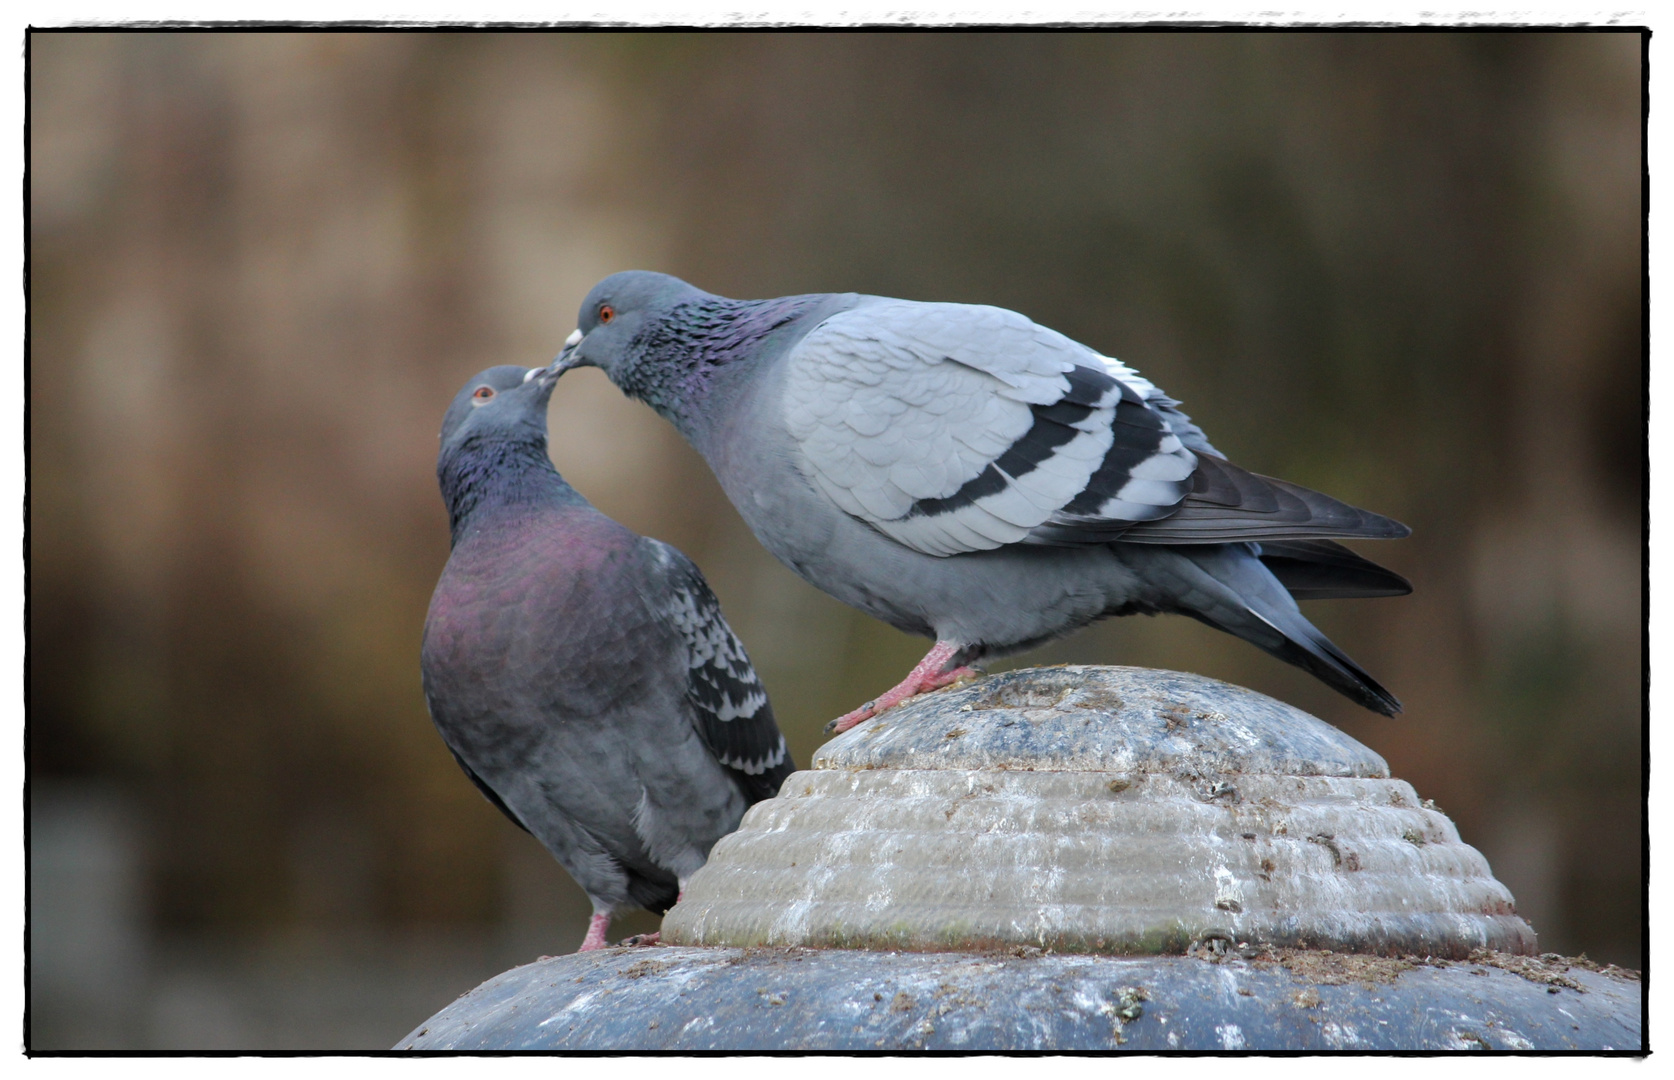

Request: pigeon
left=549, top=272, right=1411, bottom=733
left=421, top=364, right=794, bottom=952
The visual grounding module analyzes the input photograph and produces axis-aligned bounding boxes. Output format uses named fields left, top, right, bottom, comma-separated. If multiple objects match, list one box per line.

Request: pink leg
left=578, top=912, right=611, bottom=952
left=826, top=641, right=978, bottom=734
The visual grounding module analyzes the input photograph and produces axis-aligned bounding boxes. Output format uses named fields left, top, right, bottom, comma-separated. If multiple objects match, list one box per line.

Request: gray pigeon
left=550, top=273, right=1410, bottom=733
left=422, top=364, right=793, bottom=951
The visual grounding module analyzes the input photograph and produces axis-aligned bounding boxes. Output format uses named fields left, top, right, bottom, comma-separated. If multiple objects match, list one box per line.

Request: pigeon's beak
left=545, top=329, right=587, bottom=379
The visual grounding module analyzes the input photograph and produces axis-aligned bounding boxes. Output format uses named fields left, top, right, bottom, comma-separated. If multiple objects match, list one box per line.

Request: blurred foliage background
left=29, top=30, right=1642, bottom=1049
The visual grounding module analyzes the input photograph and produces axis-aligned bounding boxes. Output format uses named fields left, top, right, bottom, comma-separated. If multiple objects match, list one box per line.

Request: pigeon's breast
left=424, top=508, right=674, bottom=719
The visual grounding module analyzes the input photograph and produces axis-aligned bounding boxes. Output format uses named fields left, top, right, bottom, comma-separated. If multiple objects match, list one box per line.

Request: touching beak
left=544, top=328, right=586, bottom=379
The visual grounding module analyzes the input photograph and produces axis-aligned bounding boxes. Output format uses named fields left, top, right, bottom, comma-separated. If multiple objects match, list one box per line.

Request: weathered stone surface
left=664, top=666, right=1535, bottom=957
left=815, top=664, right=1391, bottom=777
left=397, top=946, right=1642, bottom=1051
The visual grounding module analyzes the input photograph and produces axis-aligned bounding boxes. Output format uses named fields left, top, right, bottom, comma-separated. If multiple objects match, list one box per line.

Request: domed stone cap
left=664, top=665, right=1536, bottom=958
left=813, top=664, right=1390, bottom=777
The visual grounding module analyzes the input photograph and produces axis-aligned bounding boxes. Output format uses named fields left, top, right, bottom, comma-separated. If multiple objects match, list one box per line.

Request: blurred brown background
left=29, top=30, right=1643, bottom=1049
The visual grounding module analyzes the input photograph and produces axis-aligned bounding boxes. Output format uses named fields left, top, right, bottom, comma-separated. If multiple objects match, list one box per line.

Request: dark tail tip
left=1293, top=629, right=1402, bottom=717
left=1370, top=513, right=1413, bottom=540
left=1362, top=684, right=1403, bottom=717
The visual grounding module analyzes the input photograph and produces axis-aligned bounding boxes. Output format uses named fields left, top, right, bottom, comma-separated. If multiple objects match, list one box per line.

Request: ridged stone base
left=664, top=666, right=1536, bottom=958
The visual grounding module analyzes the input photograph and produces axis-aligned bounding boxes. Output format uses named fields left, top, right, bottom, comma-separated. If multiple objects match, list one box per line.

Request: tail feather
left=1256, top=539, right=1412, bottom=600
left=1240, top=607, right=1403, bottom=716
left=1132, top=543, right=1402, bottom=716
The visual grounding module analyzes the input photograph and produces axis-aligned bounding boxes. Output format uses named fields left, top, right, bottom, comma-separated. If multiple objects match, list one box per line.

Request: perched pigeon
left=421, top=365, right=794, bottom=952
left=550, top=273, right=1411, bottom=733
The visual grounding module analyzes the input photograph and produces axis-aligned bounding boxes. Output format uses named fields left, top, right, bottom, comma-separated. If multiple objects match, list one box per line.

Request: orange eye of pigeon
left=599, top=305, right=615, bottom=324
left=472, top=386, right=495, bottom=403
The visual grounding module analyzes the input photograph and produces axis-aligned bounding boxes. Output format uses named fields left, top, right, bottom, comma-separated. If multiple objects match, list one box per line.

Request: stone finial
left=664, top=665, right=1535, bottom=958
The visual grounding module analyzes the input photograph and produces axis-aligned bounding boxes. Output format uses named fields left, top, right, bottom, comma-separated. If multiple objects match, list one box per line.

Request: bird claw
left=825, top=700, right=879, bottom=734
left=619, top=932, right=662, bottom=947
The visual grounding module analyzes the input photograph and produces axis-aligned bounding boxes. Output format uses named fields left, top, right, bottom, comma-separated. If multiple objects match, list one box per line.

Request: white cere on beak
left=522, top=368, right=539, bottom=383
left=564, top=328, right=584, bottom=347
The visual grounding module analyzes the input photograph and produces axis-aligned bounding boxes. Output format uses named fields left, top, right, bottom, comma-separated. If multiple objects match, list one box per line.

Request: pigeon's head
left=439, top=364, right=558, bottom=453
left=550, top=270, right=704, bottom=383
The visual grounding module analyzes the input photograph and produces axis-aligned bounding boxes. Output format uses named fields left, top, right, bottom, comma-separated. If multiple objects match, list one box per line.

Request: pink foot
left=826, top=641, right=978, bottom=734
left=578, top=912, right=611, bottom=952
left=620, top=931, right=661, bottom=947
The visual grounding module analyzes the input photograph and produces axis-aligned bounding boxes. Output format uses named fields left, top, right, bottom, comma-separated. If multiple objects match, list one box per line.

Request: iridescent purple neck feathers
left=615, top=294, right=823, bottom=426
left=438, top=435, right=582, bottom=547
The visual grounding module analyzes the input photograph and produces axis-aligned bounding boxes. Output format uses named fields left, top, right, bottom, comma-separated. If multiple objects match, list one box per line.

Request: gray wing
left=782, top=299, right=1196, bottom=557
left=1113, top=457, right=1411, bottom=544
left=444, top=744, right=531, bottom=835
left=784, top=300, right=1406, bottom=551
left=641, top=540, right=793, bottom=803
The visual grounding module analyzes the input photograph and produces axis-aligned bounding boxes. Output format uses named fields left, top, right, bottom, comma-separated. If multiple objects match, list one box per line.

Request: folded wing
left=643, top=541, right=793, bottom=803
left=783, top=300, right=1407, bottom=554
left=783, top=300, right=1196, bottom=556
